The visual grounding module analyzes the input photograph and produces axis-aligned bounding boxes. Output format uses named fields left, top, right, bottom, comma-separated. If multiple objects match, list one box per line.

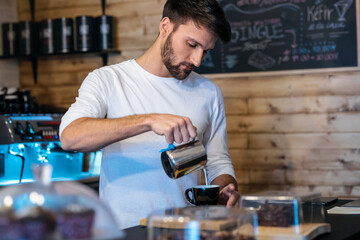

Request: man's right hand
left=147, top=113, right=197, bottom=144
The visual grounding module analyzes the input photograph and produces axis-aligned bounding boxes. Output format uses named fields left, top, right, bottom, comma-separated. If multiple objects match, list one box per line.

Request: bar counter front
left=122, top=200, right=360, bottom=240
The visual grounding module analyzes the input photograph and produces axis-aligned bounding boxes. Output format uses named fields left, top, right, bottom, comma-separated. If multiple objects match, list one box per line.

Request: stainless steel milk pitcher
left=161, top=140, right=207, bottom=179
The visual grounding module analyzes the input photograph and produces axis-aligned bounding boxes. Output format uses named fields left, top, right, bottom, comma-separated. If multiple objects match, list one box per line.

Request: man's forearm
left=60, top=115, right=151, bottom=152
left=60, top=113, right=198, bottom=152
left=211, top=174, right=238, bottom=190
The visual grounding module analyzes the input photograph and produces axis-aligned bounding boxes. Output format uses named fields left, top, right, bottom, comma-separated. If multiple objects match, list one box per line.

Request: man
left=60, top=0, right=239, bottom=229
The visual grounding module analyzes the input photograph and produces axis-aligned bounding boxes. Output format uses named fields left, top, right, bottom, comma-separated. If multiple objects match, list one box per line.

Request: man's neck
left=136, top=38, right=171, bottom=78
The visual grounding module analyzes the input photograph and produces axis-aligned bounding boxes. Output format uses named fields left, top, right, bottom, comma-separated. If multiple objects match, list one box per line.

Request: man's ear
left=159, top=17, right=173, bottom=37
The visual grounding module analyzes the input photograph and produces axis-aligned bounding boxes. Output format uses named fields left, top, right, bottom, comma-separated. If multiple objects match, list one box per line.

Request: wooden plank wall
left=17, top=0, right=360, bottom=197
left=0, top=1, right=19, bottom=88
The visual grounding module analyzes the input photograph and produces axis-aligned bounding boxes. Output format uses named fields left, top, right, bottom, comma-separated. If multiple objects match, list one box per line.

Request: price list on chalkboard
left=196, top=0, right=358, bottom=74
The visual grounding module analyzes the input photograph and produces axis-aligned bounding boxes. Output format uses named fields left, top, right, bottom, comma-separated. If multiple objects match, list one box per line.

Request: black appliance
left=39, top=19, right=54, bottom=54
left=0, top=87, right=39, bottom=115
left=96, top=15, right=114, bottom=50
left=2, top=22, right=18, bottom=56
left=18, top=20, right=36, bottom=56
left=54, top=17, right=74, bottom=53
left=75, top=16, right=97, bottom=52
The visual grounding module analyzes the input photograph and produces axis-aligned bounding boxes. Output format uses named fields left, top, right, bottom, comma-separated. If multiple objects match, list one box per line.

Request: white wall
left=0, top=0, right=19, bottom=88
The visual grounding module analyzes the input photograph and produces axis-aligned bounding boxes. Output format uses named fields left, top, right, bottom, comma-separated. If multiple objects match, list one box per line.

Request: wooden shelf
left=0, top=49, right=120, bottom=59
left=0, top=50, right=120, bottom=84
left=0, top=49, right=120, bottom=63
left=0, top=0, right=117, bottom=84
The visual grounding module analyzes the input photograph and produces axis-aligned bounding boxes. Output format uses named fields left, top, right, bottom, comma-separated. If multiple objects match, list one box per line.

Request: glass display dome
left=147, top=205, right=258, bottom=240
left=239, top=190, right=329, bottom=238
left=0, top=164, right=124, bottom=240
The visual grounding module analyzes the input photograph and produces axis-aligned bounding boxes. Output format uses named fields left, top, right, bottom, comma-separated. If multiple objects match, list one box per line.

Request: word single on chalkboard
left=196, top=0, right=358, bottom=74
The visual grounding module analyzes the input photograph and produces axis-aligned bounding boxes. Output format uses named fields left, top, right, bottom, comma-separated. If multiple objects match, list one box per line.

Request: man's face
left=161, top=21, right=217, bottom=80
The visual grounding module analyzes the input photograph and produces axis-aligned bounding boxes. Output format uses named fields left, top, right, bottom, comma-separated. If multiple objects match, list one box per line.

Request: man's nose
left=190, top=49, right=205, bottom=67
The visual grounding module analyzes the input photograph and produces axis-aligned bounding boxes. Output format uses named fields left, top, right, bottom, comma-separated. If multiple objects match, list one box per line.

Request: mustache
left=180, top=62, right=196, bottom=71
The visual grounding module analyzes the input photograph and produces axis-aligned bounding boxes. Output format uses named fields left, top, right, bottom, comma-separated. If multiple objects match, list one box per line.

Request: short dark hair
left=162, top=0, right=231, bottom=43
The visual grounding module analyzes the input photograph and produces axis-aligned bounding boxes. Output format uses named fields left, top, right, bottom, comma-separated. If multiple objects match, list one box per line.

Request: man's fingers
left=173, top=125, right=183, bottom=144
left=178, top=118, right=190, bottom=143
left=219, top=184, right=239, bottom=207
left=223, top=184, right=235, bottom=195
left=167, top=116, right=197, bottom=144
left=185, top=117, right=197, bottom=139
left=164, top=127, right=174, bottom=144
left=226, top=192, right=240, bottom=207
left=150, top=114, right=197, bottom=144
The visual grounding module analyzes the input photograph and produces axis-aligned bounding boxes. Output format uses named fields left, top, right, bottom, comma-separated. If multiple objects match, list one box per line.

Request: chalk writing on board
left=196, top=0, right=358, bottom=74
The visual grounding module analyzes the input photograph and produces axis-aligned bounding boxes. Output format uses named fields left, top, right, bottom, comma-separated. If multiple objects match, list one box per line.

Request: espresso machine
left=0, top=113, right=101, bottom=187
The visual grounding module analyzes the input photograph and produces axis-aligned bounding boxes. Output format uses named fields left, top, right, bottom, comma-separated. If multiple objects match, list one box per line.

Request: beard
left=161, top=32, right=195, bottom=80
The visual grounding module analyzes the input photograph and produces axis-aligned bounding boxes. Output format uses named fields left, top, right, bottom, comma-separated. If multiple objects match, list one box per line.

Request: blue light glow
left=186, top=221, right=200, bottom=240
left=10, top=116, right=53, bottom=121
left=293, top=199, right=300, bottom=234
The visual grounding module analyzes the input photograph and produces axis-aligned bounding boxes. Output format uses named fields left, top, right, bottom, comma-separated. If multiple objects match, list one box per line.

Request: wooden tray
left=257, top=223, right=331, bottom=240
left=141, top=218, right=330, bottom=240
left=140, top=218, right=237, bottom=231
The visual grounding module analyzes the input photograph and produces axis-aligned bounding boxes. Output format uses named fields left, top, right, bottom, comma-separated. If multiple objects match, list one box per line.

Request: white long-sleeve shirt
left=60, top=59, right=236, bottom=229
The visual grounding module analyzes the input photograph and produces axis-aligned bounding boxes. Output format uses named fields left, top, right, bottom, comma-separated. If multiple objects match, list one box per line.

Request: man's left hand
left=218, top=183, right=240, bottom=207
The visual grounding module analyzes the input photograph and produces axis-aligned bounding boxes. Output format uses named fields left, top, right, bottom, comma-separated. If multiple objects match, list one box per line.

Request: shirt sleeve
left=203, top=84, right=236, bottom=184
left=59, top=70, right=109, bottom=137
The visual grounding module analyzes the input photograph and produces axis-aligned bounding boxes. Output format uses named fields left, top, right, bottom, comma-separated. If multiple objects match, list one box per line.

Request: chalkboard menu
left=196, top=0, right=358, bottom=74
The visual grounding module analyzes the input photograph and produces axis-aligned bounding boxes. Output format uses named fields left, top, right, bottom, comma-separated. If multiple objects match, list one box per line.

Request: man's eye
left=188, top=43, right=196, bottom=48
